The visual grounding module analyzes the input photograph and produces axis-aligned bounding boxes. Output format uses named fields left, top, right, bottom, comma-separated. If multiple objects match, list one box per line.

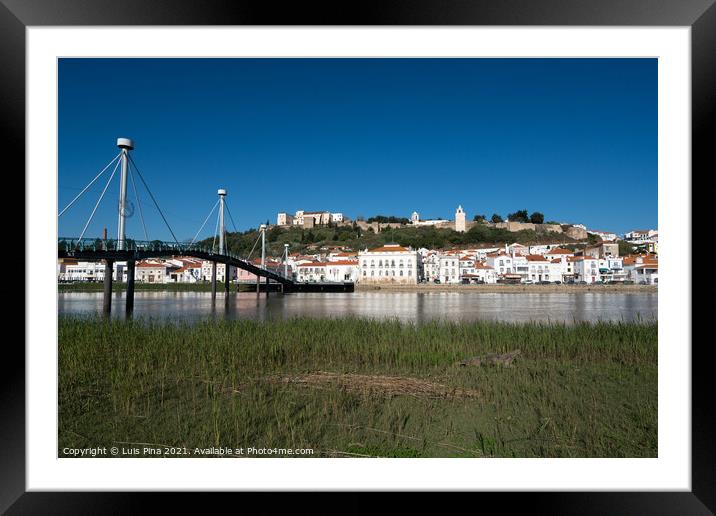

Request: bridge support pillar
left=125, top=259, right=136, bottom=317
left=265, top=275, right=270, bottom=297
left=224, top=264, right=230, bottom=296
left=256, top=274, right=260, bottom=296
left=211, top=261, right=217, bottom=301
left=103, top=259, right=114, bottom=316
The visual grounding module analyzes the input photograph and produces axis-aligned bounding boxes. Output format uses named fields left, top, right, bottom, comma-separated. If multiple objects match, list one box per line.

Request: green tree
left=507, top=210, right=529, bottom=223
left=491, top=213, right=503, bottom=223
left=618, top=239, right=634, bottom=256
left=529, top=212, right=545, bottom=224
left=473, top=214, right=486, bottom=222
left=267, top=226, right=282, bottom=242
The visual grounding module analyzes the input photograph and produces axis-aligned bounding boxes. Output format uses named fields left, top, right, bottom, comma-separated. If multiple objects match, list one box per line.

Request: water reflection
left=58, top=291, right=658, bottom=324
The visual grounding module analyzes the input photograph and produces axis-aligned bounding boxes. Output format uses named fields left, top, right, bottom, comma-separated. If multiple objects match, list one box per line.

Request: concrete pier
left=102, top=259, right=114, bottom=315
left=211, top=261, right=217, bottom=301
left=125, top=258, right=136, bottom=316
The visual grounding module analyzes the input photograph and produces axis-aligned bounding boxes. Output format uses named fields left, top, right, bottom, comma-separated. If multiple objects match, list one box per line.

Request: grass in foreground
left=58, top=316, right=657, bottom=458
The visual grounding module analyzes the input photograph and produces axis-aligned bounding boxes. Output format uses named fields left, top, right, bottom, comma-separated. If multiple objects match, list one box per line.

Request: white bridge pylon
left=116, top=137, right=133, bottom=251
left=58, top=136, right=178, bottom=248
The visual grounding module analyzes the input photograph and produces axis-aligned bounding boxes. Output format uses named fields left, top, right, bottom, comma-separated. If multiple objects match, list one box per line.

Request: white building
left=281, top=210, right=343, bottom=227
left=410, top=211, right=446, bottom=227
left=358, top=244, right=420, bottom=284
left=587, top=229, right=619, bottom=241
left=61, top=260, right=126, bottom=282
left=420, top=251, right=441, bottom=283
left=632, top=263, right=658, bottom=284
left=485, top=252, right=514, bottom=277
left=439, top=255, right=461, bottom=284
left=570, top=256, right=601, bottom=284
left=460, top=259, right=497, bottom=284
left=277, top=212, right=294, bottom=226
left=324, top=259, right=359, bottom=282
left=507, top=243, right=530, bottom=256
left=624, top=229, right=658, bottom=244
left=137, top=260, right=176, bottom=283
left=296, top=262, right=328, bottom=283
left=525, top=255, right=563, bottom=283
left=200, top=261, right=237, bottom=283
left=623, top=255, right=658, bottom=284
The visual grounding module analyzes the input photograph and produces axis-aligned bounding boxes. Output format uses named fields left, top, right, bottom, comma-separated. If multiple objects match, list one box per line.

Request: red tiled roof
left=547, top=247, right=572, bottom=255
left=367, top=245, right=411, bottom=253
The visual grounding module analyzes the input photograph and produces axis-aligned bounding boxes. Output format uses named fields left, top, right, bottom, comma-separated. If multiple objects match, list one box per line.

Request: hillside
left=200, top=222, right=584, bottom=258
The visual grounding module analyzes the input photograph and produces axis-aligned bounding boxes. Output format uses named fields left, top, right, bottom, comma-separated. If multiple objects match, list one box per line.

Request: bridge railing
left=58, top=237, right=218, bottom=255
left=58, top=237, right=294, bottom=281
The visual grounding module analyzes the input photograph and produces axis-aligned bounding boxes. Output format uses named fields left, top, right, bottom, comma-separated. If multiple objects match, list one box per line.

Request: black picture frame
left=4, top=0, right=708, bottom=513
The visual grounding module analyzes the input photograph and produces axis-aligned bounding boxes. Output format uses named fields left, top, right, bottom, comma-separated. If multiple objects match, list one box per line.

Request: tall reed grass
left=58, top=316, right=657, bottom=458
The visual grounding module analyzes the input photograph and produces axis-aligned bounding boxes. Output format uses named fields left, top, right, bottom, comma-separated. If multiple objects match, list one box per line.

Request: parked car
left=539, top=281, right=551, bottom=285
left=554, top=280, right=562, bottom=284
left=433, top=279, right=441, bottom=284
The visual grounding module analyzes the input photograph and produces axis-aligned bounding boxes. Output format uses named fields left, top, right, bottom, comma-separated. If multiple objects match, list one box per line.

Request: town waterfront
left=58, top=291, right=657, bottom=324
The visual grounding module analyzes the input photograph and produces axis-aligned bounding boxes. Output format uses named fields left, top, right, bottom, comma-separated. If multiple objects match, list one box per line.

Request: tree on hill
left=507, top=209, right=529, bottom=223
left=530, top=212, right=545, bottom=224
left=473, top=214, right=487, bottom=222
left=491, top=213, right=503, bottom=223
left=366, top=215, right=410, bottom=224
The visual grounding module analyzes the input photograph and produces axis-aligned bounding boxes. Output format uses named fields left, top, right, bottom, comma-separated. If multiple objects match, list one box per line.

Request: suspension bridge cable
left=128, top=154, right=180, bottom=245
left=77, top=157, right=121, bottom=243
left=223, top=204, right=240, bottom=254
left=224, top=204, right=239, bottom=233
left=212, top=207, right=220, bottom=253
left=58, top=152, right=121, bottom=217
left=128, top=166, right=149, bottom=241
left=245, top=232, right=262, bottom=262
left=189, top=199, right=219, bottom=246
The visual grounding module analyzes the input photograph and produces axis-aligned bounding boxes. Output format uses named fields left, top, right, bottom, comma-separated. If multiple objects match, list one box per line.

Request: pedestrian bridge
left=58, top=237, right=294, bottom=286
left=57, top=137, right=354, bottom=317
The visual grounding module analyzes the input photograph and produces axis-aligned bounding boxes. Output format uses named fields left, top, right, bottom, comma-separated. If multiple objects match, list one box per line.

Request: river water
left=58, top=291, right=658, bottom=324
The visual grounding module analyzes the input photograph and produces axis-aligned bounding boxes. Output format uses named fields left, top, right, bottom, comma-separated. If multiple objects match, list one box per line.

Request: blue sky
left=58, top=58, right=657, bottom=241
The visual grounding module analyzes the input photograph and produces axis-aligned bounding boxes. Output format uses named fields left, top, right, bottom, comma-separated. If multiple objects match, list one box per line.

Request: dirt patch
left=274, top=371, right=479, bottom=399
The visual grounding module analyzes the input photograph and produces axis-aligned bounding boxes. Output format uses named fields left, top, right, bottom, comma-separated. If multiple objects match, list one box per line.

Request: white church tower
left=455, top=205, right=466, bottom=232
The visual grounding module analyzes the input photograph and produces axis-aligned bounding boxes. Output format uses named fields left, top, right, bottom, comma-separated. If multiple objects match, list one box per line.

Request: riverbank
left=356, top=283, right=658, bottom=293
left=59, top=316, right=657, bottom=458
left=58, top=282, right=658, bottom=294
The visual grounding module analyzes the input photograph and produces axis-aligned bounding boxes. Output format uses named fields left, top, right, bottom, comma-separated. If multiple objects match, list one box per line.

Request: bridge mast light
left=116, top=138, right=134, bottom=251
left=217, top=189, right=227, bottom=255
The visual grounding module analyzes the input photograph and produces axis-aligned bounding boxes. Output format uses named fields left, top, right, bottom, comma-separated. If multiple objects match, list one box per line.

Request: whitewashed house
left=623, top=255, right=658, bottom=284
left=200, top=261, right=237, bottom=283
left=485, top=252, right=514, bottom=276
left=296, top=262, right=328, bottom=283
left=62, top=260, right=126, bottom=282
left=570, top=256, right=601, bottom=284
left=324, top=260, right=360, bottom=282
left=439, top=255, right=461, bottom=284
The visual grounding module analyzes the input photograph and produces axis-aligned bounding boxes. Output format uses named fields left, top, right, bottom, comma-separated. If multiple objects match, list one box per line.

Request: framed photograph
left=7, top=0, right=709, bottom=512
